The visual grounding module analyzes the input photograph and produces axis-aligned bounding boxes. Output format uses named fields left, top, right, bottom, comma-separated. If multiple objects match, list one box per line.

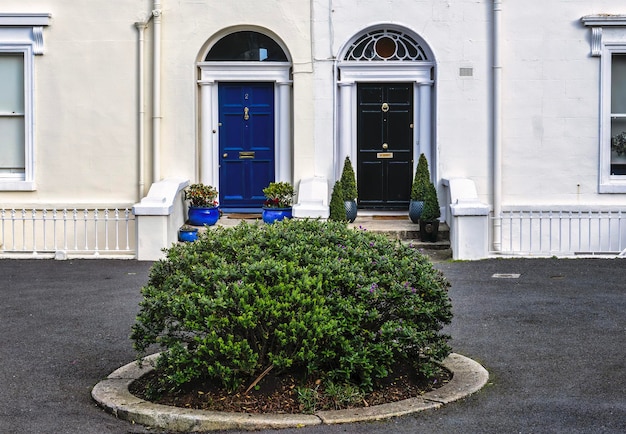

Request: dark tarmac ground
left=0, top=257, right=624, bottom=433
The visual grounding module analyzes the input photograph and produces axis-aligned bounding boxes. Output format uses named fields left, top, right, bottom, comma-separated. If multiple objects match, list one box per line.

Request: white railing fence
left=492, top=210, right=626, bottom=257
left=0, top=208, right=135, bottom=258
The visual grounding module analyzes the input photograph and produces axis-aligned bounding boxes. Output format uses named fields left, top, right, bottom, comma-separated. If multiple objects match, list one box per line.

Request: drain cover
left=491, top=273, right=521, bottom=279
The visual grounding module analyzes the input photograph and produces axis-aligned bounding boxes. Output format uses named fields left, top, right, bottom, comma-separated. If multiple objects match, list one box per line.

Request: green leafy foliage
left=329, top=181, right=347, bottom=222
left=131, top=220, right=452, bottom=396
left=262, top=182, right=295, bottom=208
left=184, top=183, right=218, bottom=207
left=420, top=182, right=441, bottom=221
left=340, top=156, right=358, bottom=200
left=410, top=153, right=430, bottom=201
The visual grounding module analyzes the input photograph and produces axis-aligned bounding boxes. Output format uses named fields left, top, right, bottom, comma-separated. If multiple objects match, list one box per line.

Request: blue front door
left=219, top=82, right=275, bottom=210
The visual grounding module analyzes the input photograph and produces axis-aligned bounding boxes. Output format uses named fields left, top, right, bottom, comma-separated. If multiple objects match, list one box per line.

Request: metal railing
left=491, top=210, right=626, bottom=257
left=0, top=208, right=135, bottom=258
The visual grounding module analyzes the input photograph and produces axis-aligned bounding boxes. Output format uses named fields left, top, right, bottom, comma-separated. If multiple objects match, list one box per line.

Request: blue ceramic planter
left=178, top=228, right=199, bottom=242
left=344, top=200, right=358, bottom=223
left=262, top=207, right=292, bottom=224
left=188, top=206, right=219, bottom=226
left=409, top=200, right=424, bottom=223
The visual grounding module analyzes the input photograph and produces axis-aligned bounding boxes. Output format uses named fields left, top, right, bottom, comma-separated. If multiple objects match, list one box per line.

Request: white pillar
left=418, top=81, right=433, bottom=177
left=338, top=81, right=354, bottom=180
left=199, top=80, right=217, bottom=187
left=277, top=80, right=293, bottom=183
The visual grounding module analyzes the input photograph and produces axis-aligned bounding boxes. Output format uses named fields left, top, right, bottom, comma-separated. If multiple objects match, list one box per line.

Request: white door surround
left=197, top=62, right=293, bottom=190
left=335, top=26, right=436, bottom=182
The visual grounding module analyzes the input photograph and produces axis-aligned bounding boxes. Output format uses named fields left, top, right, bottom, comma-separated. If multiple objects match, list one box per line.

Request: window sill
left=0, top=180, right=36, bottom=191
left=599, top=181, right=626, bottom=193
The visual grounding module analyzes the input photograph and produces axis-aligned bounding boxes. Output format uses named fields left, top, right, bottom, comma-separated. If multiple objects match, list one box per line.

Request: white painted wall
left=2, top=0, right=626, bottom=215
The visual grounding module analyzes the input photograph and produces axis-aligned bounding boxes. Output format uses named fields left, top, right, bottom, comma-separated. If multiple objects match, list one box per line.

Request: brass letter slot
left=377, top=152, right=394, bottom=159
left=239, top=151, right=255, bottom=159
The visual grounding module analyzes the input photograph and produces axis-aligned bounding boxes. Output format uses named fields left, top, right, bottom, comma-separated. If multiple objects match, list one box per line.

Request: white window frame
left=0, top=13, right=50, bottom=191
left=582, top=15, right=626, bottom=193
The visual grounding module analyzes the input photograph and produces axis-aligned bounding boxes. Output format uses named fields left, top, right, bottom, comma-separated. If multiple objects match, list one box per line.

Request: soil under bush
left=129, top=362, right=452, bottom=414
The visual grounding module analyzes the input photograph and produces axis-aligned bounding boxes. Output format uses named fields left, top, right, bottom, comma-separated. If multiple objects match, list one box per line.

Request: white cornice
left=0, top=13, right=51, bottom=26
left=581, top=15, right=626, bottom=27
left=581, top=15, right=626, bottom=57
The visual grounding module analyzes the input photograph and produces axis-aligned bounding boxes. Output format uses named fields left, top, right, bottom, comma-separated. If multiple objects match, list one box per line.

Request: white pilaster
left=418, top=81, right=433, bottom=177
left=338, top=81, right=355, bottom=180
left=198, top=80, right=217, bottom=187
left=277, top=80, right=293, bottom=183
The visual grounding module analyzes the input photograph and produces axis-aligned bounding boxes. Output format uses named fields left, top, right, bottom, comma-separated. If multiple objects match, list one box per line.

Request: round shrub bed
left=131, top=219, right=452, bottom=397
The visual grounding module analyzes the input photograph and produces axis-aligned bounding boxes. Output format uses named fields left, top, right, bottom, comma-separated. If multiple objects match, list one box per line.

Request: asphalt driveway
left=0, top=258, right=624, bottom=433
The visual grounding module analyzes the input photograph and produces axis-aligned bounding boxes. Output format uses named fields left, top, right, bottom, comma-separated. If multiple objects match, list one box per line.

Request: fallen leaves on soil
left=129, top=362, right=451, bottom=414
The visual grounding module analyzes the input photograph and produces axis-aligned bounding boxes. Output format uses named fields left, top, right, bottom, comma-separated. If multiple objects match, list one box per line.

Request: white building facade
left=2, top=1, right=626, bottom=259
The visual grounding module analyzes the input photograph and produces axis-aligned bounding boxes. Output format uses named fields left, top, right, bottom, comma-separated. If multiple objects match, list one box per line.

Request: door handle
left=382, top=143, right=388, bottom=149
left=243, top=107, right=250, bottom=120
left=223, top=153, right=228, bottom=158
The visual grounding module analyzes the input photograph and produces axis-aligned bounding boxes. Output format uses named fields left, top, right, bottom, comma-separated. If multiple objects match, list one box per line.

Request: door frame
left=198, top=62, right=292, bottom=194
left=337, top=63, right=435, bottom=200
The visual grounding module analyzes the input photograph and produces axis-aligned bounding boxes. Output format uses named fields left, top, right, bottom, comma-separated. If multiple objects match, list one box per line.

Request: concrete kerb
left=91, top=353, right=489, bottom=432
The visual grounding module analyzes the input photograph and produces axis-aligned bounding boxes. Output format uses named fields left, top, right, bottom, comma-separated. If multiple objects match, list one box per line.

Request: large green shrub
left=131, top=220, right=452, bottom=394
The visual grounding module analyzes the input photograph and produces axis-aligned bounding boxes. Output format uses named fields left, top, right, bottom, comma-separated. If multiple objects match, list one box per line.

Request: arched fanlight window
left=205, top=31, right=288, bottom=62
left=344, top=29, right=428, bottom=61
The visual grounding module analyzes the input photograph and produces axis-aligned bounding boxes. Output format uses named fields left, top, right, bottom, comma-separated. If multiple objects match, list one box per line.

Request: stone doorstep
left=91, top=353, right=488, bottom=432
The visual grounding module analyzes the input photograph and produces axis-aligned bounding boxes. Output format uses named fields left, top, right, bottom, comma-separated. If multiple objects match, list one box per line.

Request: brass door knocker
left=381, top=102, right=389, bottom=112
left=243, top=107, right=250, bottom=120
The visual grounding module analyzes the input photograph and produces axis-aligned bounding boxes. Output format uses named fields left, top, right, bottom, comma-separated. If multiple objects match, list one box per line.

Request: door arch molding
left=335, top=25, right=436, bottom=197
left=197, top=28, right=293, bottom=197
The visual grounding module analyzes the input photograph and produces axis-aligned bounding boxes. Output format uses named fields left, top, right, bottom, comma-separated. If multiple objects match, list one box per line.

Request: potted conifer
left=340, top=156, right=358, bottom=223
left=419, top=182, right=441, bottom=242
left=409, top=153, right=430, bottom=223
left=329, top=180, right=347, bottom=222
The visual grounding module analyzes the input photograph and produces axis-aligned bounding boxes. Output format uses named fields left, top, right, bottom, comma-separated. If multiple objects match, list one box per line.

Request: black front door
left=357, top=83, right=414, bottom=209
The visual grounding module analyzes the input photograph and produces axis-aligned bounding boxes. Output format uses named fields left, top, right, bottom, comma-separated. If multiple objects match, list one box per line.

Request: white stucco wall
left=3, top=0, right=626, bottom=214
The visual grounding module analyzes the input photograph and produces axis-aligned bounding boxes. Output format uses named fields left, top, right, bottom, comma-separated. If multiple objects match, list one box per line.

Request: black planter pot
left=409, top=200, right=424, bottom=223
left=419, top=219, right=439, bottom=242
left=344, top=200, right=358, bottom=223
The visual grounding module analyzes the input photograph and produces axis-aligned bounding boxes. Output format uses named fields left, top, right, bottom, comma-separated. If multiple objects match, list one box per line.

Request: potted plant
left=611, top=131, right=626, bottom=157
left=177, top=224, right=199, bottom=242
left=419, top=182, right=441, bottom=242
left=409, top=153, right=430, bottom=223
left=329, top=180, right=347, bottom=222
left=340, top=156, right=358, bottom=223
left=262, top=181, right=295, bottom=224
left=184, top=183, right=220, bottom=226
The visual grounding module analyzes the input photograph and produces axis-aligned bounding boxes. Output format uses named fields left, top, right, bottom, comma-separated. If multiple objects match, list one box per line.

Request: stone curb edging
left=91, top=353, right=488, bottom=432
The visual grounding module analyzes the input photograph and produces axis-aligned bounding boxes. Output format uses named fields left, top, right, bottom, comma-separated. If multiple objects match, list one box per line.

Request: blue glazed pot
left=409, top=200, right=424, bottom=223
left=344, top=200, right=357, bottom=223
left=262, top=207, right=292, bottom=224
left=188, top=206, right=220, bottom=226
left=178, top=228, right=199, bottom=242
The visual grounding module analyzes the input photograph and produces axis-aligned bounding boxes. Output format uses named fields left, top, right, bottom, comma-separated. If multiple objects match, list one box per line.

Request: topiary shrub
left=421, top=182, right=441, bottom=221
left=131, top=219, right=452, bottom=396
left=340, top=156, right=357, bottom=201
left=329, top=181, right=346, bottom=222
left=411, top=153, right=430, bottom=201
